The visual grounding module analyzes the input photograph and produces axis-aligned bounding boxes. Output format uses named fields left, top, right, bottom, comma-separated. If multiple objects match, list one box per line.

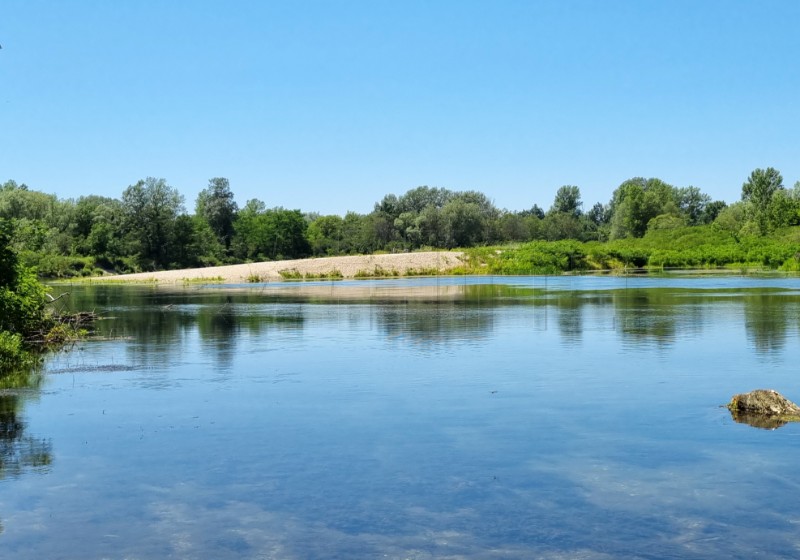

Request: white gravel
left=98, top=251, right=465, bottom=283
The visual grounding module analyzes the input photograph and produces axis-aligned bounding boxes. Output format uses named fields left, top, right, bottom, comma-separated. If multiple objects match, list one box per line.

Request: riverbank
left=89, top=251, right=465, bottom=283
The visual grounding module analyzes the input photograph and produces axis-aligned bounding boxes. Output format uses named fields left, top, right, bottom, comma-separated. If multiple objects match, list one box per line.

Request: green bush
left=0, top=219, right=56, bottom=379
left=0, top=332, right=36, bottom=372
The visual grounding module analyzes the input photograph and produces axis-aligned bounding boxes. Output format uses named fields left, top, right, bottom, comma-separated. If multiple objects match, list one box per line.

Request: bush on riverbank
left=462, top=225, right=800, bottom=274
left=0, top=220, right=60, bottom=376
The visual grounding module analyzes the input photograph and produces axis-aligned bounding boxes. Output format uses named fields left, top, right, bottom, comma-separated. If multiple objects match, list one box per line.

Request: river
left=2, top=275, right=800, bottom=559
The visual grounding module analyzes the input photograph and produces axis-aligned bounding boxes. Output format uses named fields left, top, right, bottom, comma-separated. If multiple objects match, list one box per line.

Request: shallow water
left=3, top=275, right=800, bottom=559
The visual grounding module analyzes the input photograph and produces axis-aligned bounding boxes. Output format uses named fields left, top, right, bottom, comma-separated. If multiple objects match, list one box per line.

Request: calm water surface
left=3, top=275, right=800, bottom=559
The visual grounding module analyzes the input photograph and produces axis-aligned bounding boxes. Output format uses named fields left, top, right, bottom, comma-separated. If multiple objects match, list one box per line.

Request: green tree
left=441, top=198, right=486, bottom=248
left=741, top=167, right=784, bottom=235
left=398, top=186, right=453, bottom=214
left=713, top=202, right=747, bottom=242
left=767, top=189, right=800, bottom=229
left=232, top=200, right=310, bottom=260
left=0, top=219, right=51, bottom=373
left=196, top=177, right=238, bottom=251
left=541, top=212, right=583, bottom=241
left=700, top=200, right=727, bottom=225
left=676, top=186, right=711, bottom=225
left=73, top=196, right=125, bottom=258
left=609, top=178, right=679, bottom=239
left=121, top=177, right=185, bottom=269
left=307, top=214, right=345, bottom=256
left=551, top=185, right=583, bottom=217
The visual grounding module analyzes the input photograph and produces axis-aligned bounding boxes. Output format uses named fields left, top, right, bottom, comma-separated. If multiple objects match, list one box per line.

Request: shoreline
left=87, top=251, right=466, bottom=284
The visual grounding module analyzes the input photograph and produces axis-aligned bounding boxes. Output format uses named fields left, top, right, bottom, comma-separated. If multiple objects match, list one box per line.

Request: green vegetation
left=278, top=268, right=344, bottom=280
left=354, top=266, right=401, bottom=278
left=460, top=226, right=800, bottom=274
left=181, top=276, right=225, bottom=285
left=0, top=219, right=87, bottom=380
left=2, top=167, right=800, bottom=279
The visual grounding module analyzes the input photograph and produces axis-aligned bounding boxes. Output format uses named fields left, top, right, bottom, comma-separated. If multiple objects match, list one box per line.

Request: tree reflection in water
left=0, top=390, right=53, bottom=535
left=0, top=393, right=52, bottom=479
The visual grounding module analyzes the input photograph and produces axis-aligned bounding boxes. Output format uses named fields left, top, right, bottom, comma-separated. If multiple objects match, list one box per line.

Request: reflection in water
left=376, top=303, right=494, bottom=347
left=62, top=287, right=306, bottom=370
left=58, top=281, right=800, bottom=369
left=728, top=409, right=791, bottom=430
left=613, top=289, right=679, bottom=346
left=0, top=393, right=52, bottom=480
left=8, top=277, right=799, bottom=557
left=60, top=282, right=800, bottom=360
left=743, top=293, right=796, bottom=354
left=196, top=298, right=239, bottom=371
left=555, top=293, right=585, bottom=343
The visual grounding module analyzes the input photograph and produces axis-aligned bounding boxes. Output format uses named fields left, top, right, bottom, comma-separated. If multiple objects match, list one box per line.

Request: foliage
left=2, top=167, right=800, bottom=280
left=551, top=185, right=583, bottom=217
left=196, top=177, right=238, bottom=251
left=0, top=220, right=53, bottom=376
left=742, top=167, right=783, bottom=235
left=0, top=332, right=36, bottom=373
left=233, top=203, right=310, bottom=261
left=121, top=177, right=186, bottom=269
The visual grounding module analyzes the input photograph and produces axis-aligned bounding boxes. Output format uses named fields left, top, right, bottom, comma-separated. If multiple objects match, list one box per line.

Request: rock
left=727, top=389, right=800, bottom=429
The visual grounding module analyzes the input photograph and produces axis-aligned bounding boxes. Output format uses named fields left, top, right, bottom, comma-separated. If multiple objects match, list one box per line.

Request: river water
left=2, top=275, right=800, bottom=559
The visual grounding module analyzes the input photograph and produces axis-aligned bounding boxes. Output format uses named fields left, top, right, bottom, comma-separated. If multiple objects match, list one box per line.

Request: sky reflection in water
left=2, top=276, right=800, bottom=558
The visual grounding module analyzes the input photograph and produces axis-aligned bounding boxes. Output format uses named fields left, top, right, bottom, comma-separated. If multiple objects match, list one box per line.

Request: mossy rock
left=727, top=389, right=800, bottom=429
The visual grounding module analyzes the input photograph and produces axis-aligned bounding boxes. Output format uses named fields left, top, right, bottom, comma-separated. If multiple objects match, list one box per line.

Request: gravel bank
left=98, top=251, right=465, bottom=283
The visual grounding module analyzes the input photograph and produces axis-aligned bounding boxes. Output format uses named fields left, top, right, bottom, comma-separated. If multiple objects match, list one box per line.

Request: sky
left=1, top=0, right=799, bottom=216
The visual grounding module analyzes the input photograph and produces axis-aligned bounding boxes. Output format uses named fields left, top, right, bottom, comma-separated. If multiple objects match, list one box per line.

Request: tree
left=497, top=212, right=531, bottom=242
left=700, top=200, right=727, bottom=225
left=196, top=178, right=238, bottom=251
left=586, top=202, right=608, bottom=226
left=398, top=186, right=453, bottom=214
left=0, top=219, right=50, bottom=372
left=121, top=177, right=185, bottom=269
left=541, top=212, right=583, bottom=241
left=551, top=185, right=583, bottom=217
left=441, top=198, right=486, bottom=248
left=520, top=204, right=545, bottom=219
left=741, top=167, right=783, bottom=235
left=676, top=186, right=711, bottom=226
left=767, top=189, right=800, bottom=229
left=307, top=214, right=345, bottom=256
left=713, top=202, right=747, bottom=242
left=231, top=200, right=310, bottom=260
left=608, top=178, right=679, bottom=239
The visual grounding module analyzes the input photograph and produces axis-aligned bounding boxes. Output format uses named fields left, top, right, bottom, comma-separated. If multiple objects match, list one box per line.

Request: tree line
left=0, top=168, right=798, bottom=277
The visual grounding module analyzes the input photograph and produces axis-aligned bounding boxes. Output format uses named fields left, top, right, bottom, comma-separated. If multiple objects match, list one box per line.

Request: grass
left=64, top=277, right=160, bottom=285
left=303, top=269, right=344, bottom=280
left=181, top=276, right=224, bottom=284
left=279, top=268, right=344, bottom=280
left=278, top=268, right=303, bottom=280
left=403, top=267, right=442, bottom=277
left=354, top=266, right=401, bottom=279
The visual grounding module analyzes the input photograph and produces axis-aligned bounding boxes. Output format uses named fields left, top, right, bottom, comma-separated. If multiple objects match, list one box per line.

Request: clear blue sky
left=2, top=0, right=798, bottom=215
